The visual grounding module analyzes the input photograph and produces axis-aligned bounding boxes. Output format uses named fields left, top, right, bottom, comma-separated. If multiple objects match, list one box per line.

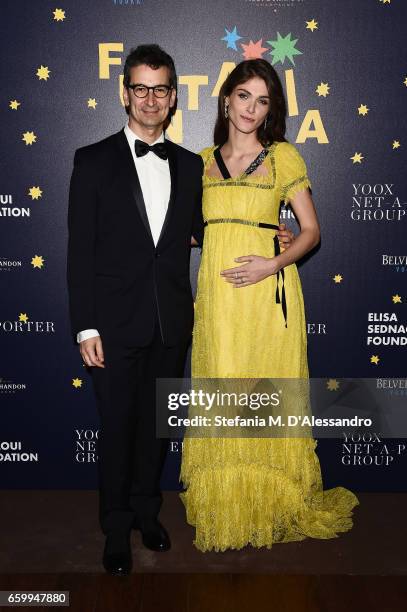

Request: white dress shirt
left=76, top=123, right=171, bottom=344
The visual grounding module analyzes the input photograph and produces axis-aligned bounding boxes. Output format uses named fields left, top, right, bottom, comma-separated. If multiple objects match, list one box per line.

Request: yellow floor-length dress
left=180, top=142, right=359, bottom=552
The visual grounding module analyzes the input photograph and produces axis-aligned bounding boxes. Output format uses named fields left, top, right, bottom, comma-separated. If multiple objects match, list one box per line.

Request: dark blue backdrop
left=1, top=0, right=406, bottom=491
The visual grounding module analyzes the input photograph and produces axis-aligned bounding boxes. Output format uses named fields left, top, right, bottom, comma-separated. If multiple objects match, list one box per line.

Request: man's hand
left=277, top=223, right=295, bottom=250
left=80, top=336, right=105, bottom=368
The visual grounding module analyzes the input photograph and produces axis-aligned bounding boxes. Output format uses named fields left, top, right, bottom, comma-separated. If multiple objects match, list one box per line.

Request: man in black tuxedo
left=67, top=45, right=205, bottom=576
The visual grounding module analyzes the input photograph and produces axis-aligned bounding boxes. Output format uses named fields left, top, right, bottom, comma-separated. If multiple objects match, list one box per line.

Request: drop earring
left=264, top=116, right=268, bottom=130
left=224, top=101, right=229, bottom=119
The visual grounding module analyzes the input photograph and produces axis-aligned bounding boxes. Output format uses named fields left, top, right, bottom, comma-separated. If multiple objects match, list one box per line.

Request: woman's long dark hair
left=214, top=59, right=287, bottom=147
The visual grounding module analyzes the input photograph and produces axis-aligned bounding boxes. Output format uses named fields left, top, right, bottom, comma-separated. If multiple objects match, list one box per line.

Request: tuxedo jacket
left=67, top=128, right=204, bottom=347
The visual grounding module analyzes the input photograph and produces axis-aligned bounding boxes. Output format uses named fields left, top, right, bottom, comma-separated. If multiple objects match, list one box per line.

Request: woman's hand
left=220, top=255, right=280, bottom=288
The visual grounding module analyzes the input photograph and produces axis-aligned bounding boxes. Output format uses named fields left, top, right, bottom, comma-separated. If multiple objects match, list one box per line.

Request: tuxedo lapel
left=115, top=129, right=154, bottom=244
left=156, top=138, right=177, bottom=246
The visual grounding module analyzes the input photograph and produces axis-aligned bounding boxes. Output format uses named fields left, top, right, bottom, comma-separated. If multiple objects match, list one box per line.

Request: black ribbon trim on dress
left=213, top=147, right=232, bottom=179
left=203, top=218, right=288, bottom=328
left=273, top=234, right=287, bottom=328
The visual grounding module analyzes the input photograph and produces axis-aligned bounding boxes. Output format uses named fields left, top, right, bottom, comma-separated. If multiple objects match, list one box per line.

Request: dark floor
left=0, top=491, right=406, bottom=575
left=0, top=574, right=406, bottom=612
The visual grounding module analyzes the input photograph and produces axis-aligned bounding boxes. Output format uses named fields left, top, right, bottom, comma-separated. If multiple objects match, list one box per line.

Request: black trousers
left=90, top=319, right=190, bottom=535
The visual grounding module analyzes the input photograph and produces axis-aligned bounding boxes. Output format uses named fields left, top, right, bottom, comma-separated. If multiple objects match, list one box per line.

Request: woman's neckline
left=213, top=145, right=269, bottom=181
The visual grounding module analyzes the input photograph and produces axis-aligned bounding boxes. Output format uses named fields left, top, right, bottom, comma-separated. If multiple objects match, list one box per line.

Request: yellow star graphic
left=19, top=313, right=29, bottom=323
left=28, top=186, right=43, bottom=200
left=306, top=19, right=318, bottom=32
left=316, top=82, right=330, bottom=97
left=22, top=131, right=37, bottom=145
left=31, top=255, right=45, bottom=269
left=36, top=66, right=51, bottom=81
left=380, top=0, right=391, bottom=4
left=333, top=274, right=343, bottom=283
left=326, top=378, right=340, bottom=391
left=53, top=8, right=66, bottom=21
left=404, top=77, right=407, bottom=87
left=351, top=152, right=364, bottom=164
left=9, top=100, right=20, bottom=110
left=358, top=104, right=369, bottom=116
left=392, top=294, right=402, bottom=304
left=370, top=355, right=380, bottom=365
left=72, top=378, right=83, bottom=388
left=87, top=98, right=97, bottom=109
left=392, top=140, right=400, bottom=149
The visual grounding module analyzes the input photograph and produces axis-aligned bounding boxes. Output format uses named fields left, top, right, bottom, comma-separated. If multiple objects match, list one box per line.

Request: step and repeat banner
left=1, top=0, right=406, bottom=491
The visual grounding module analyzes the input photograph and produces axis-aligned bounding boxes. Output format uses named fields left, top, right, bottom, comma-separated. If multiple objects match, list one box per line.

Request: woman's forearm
left=273, top=227, right=320, bottom=271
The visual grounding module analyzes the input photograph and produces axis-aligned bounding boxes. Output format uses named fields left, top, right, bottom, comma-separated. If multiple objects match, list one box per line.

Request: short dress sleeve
left=198, top=145, right=215, bottom=172
left=276, top=142, right=312, bottom=204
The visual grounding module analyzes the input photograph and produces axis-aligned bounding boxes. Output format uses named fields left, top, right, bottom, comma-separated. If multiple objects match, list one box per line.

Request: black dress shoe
left=102, top=533, right=132, bottom=576
left=134, top=519, right=171, bottom=552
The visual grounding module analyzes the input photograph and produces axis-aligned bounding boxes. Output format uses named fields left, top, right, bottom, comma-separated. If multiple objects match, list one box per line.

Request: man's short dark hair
left=123, top=44, right=177, bottom=91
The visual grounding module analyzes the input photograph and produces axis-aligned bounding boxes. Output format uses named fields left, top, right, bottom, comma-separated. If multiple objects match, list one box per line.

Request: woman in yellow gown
left=180, top=59, right=359, bottom=552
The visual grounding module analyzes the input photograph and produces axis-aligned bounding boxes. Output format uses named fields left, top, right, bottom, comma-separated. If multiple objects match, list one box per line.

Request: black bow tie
left=134, top=140, right=168, bottom=160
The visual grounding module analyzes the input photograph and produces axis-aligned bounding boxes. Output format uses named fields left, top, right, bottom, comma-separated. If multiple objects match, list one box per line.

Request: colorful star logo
left=351, top=152, right=364, bottom=164
left=53, top=8, right=66, bottom=21
left=392, top=294, right=402, bottom=304
left=9, top=100, right=20, bottom=110
left=267, top=32, right=302, bottom=66
left=392, top=140, right=400, bottom=149
left=19, top=313, right=29, bottom=323
left=22, top=131, right=37, bottom=145
left=87, top=98, right=97, bottom=109
left=221, top=26, right=242, bottom=51
left=370, top=355, right=380, bottom=365
left=72, top=378, right=83, bottom=388
left=241, top=39, right=268, bottom=60
left=31, top=255, right=44, bottom=269
left=333, top=274, right=343, bottom=283
left=358, top=104, right=369, bottom=116
left=326, top=379, right=340, bottom=391
left=36, top=66, right=51, bottom=81
left=306, top=19, right=318, bottom=32
left=28, top=186, right=43, bottom=200
left=316, top=82, right=330, bottom=97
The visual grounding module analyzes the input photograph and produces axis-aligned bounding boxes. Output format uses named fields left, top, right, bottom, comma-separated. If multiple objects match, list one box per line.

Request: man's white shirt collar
left=124, top=123, right=165, bottom=148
